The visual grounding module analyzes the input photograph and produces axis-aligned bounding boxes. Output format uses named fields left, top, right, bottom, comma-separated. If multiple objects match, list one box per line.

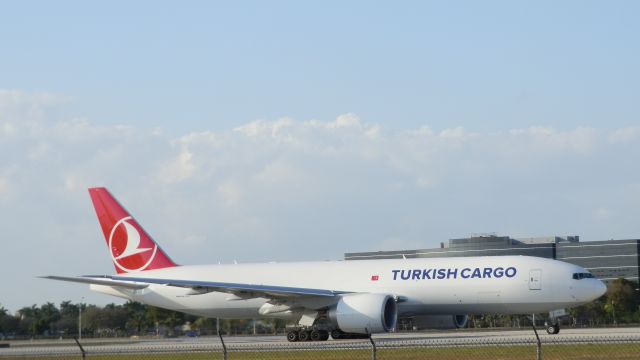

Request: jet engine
left=453, top=314, right=469, bottom=328
left=411, top=314, right=469, bottom=329
left=328, top=293, right=397, bottom=334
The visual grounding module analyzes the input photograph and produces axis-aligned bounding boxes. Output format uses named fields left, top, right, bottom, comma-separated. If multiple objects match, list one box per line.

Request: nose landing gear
left=545, top=323, right=560, bottom=334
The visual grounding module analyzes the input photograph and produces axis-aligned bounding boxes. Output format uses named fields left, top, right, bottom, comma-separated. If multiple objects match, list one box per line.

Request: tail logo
left=108, top=216, right=158, bottom=272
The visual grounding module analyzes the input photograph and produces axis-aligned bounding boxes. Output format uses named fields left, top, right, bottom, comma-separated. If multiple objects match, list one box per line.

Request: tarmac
left=1, top=327, right=639, bottom=357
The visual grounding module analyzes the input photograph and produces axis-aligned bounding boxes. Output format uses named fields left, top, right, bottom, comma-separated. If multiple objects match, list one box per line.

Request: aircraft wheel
left=330, top=329, right=343, bottom=340
left=310, top=330, right=321, bottom=341
left=298, top=330, right=310, bottom=341
left=319, top=330, right=330, bottom=341
left=546, top=324, right=560, bottom=334
left=286, top=330, right=299, bottom=342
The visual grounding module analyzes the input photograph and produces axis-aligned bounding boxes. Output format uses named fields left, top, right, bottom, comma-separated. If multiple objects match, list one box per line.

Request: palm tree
left=123, top=301, right=147, bottom=335
left=18, top=305, right=40, bottom=337
left=38, top=303, right=60, bottom=335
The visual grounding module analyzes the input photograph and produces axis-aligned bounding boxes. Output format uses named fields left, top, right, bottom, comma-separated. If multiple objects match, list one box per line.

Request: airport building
left=344, top=234, right=640, bottom=283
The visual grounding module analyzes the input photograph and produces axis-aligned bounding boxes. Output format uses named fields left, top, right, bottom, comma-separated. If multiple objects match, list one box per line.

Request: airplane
left=44, top=187, right=607, bottom=341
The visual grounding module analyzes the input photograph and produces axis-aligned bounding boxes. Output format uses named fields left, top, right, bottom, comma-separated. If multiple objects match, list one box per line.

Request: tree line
left=1, top=278, right=638, bottom=339
left=0, top=300, right=289, bottom=339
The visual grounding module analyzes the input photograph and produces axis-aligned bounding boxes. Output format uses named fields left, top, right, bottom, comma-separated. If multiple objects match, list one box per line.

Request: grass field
left=6, top=343, right=640, bottom=360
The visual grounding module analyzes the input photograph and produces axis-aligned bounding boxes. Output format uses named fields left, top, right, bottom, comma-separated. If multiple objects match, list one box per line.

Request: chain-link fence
left=1, top=332, right=640, bottom=360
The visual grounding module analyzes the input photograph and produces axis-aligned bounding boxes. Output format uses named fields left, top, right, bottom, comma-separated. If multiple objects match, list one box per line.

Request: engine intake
left=328, top=293, right=397, bottom=334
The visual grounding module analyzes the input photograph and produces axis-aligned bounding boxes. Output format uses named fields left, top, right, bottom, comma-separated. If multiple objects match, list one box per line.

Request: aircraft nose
left=594, top=279, right=607, bottom=299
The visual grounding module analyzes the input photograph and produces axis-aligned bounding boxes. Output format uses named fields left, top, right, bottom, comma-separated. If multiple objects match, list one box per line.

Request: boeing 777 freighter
left=45, top=188, right=606, bottom=341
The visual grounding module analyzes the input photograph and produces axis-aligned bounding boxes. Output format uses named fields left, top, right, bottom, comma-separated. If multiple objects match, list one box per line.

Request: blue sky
left=1, top=1, right=639, bottom=311
left=2, top=1, right=638, bottom=132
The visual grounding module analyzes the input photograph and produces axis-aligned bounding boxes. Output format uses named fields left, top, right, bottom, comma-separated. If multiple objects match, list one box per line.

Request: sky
left=0, top=1, right=639, bottom=312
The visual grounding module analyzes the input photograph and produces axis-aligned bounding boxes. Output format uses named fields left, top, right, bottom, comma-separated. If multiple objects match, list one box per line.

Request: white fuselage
left=91, top=255, right=606, bottom=319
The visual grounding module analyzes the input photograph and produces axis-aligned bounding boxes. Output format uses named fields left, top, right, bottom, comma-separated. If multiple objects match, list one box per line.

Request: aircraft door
left=529, top=269, right=542, bottom=290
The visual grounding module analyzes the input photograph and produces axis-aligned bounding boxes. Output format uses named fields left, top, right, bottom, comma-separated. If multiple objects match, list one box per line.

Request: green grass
left=378, top=344, right=640, bottom=360
left=5, top=343, right=640, bottom=360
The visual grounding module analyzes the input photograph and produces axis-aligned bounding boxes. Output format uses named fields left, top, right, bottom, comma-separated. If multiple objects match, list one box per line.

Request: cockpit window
left=572, top=272, right=595, bottom=280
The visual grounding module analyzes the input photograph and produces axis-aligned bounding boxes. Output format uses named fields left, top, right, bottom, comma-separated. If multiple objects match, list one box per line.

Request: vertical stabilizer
left=88, top=187, right=178, bottom=274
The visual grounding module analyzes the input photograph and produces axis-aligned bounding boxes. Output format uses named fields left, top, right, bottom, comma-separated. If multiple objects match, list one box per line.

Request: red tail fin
left=88, top=187, right=178, bottom=274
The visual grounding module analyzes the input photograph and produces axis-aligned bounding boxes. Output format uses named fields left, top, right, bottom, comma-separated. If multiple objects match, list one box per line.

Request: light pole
left=612, top=300, right=617, bottom=326
left=78, top=297, right=84, bottom=340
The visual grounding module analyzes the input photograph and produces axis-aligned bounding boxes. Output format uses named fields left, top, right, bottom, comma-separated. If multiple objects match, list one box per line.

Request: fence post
left=368, top=335, right=377, bottom=360
left=218, top=330, right=227, bottom=360
left=531, top=324, right=542, bottom=360
left=73, top=337, right=86, bottom=360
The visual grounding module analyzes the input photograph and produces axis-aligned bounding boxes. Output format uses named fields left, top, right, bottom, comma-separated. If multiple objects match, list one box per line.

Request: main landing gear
left=286, top=327, right=370, bottom=342
left=286, top=328, right=330, bottom=342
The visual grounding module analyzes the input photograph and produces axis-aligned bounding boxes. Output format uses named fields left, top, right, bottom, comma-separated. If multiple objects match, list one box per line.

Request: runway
left=1, top=327, right=639, bottom=357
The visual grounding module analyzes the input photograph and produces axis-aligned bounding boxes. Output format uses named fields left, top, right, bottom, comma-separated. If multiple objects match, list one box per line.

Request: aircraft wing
left=41, top=275, right=149, bottom=290
left=43, top=275, right=348, bottom=300
left=111, top=275, right=347, bottom=299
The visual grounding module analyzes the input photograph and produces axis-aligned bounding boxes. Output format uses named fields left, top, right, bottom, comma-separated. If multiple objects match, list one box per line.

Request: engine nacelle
left=453, top=314, right=469, bottom=328
left=411, top=314, right=469, bottom=329
left=328, top=293, right=397, bottom=334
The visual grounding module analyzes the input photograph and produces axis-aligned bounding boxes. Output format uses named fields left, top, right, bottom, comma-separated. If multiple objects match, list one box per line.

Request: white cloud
left=327, top=113, right=362, bottom=130
left=608, top=127, right=640, bottom=143
left=0, top=89, right=69, bottom=110
left=234, top=120, right=270, bottom=137
left=233, top=117, right=292, bottom=136
left=508, top=126, right=598, bottom=154
left=364, top=125, right=381, bottom=139
left=176, top=131, right=220, bottom=148
left=2, top=89, right=640, bottom=312
left=438, top=126, right=469, bottom=139
left=217, top=180, right=242, bottom=206
left=407, top=126, right=433, bottom=137
left=159, top=149, right=196, bottom=185
left=0, top=89, right=70, bottom=126
left=254, top=160, right=302, bottom=185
